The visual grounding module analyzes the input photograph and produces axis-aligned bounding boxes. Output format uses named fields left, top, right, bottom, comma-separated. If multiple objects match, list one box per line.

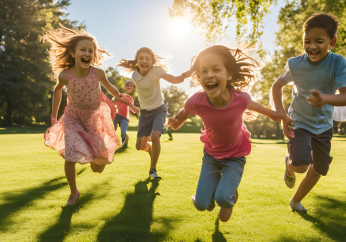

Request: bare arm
left=129, top=104, right=140, bottom=114
left=167, top=108, right=190, bottom=130
left=95, top=67, right=121, bottom=99
left=271, top=73, right=291, bottom=119
left=247, top=100, right=281, bottom=123
left=162, top=70, right=191, bottom=84
left=271, top=70, right=295, bottom=139
left=114, top=97, right=140, bottom=114
left=51, top=72, right=68, bottom=126
left=307, top=86, right=346, bottom=107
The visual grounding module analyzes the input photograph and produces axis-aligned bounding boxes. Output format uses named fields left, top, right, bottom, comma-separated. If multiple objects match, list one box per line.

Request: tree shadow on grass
left=98, top=178, right=178, bottom=242
left=273, top=193, right=346, bottom=242
left=38, top=181, right=105, bottom=242
left=0, top=168, right=86, bottom=232
left=298, top=193, right=346, bottom=241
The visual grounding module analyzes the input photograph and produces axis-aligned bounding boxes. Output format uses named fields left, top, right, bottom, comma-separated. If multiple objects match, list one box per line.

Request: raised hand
left=307, top=89, right=325, bottom=108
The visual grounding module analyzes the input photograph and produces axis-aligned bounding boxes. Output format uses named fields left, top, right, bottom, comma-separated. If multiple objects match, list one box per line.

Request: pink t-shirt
left=114, top=94, right=134, bottom=120
left=185, top=88, right=251, bottom=159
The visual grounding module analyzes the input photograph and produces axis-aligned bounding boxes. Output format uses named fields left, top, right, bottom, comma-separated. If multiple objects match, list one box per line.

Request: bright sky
left=65, top=0, right=286, bottom=95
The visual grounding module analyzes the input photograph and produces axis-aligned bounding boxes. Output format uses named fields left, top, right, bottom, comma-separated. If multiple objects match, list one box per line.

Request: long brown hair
left=190, top=45, right=259, bottom=91
left=41, top=24, right=109, bottom=79
left=117, top=47, right=168, bottom=72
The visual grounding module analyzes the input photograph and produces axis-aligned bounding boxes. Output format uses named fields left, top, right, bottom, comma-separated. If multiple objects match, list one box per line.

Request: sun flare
left=171, top=18, right=190, bottom=37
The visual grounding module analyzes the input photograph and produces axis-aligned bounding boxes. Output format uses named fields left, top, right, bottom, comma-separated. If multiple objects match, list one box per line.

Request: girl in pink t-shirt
left=168, top=45, right=280, bottom=222
left=112, top=79, right=139, bottom=146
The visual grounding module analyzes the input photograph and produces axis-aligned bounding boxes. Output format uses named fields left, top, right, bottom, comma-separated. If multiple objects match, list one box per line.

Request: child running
left=42, top=25, right=124, bottom=206
left=271, top=13, right=346, bottom=212
left=168, top=45, right=280, bottom=222
left=112, top=79, right=139, bottom=147
left=117, top=47, right=190, bottom=179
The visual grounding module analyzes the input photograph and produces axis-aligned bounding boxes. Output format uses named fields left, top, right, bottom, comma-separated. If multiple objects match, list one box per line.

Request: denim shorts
left=137, top=104, right=167, bottom=138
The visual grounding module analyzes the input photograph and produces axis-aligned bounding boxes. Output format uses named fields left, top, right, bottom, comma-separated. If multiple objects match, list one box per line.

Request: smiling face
left=303, top=27, right=336, bottom=63
left=71, top=39, right=94, bottom=68
left=136, top=52, right=153, bottom=76
left=198, top=53, right=232, bottom=98
left=125, top=82, right=134, bottom=94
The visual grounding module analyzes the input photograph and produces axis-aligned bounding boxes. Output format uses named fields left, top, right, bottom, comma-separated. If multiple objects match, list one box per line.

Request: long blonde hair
left=117, top=47, right=168, bottom=73
left=41, top=24, right=109, bottom=79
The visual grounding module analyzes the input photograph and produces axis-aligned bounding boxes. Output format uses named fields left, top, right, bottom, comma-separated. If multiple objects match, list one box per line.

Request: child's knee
left=214, top=193, right=234, bottom=209
left=151, top=131, right=161, bottom=142
left=194, top=199, right=209, bottom=211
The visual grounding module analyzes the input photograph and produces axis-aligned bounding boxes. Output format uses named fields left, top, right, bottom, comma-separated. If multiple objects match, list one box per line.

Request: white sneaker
left=149, top=168, right=161, bottom=179
left=284, top=155, right=295, bottom=188
left=289, top=197, right=307, bottom=212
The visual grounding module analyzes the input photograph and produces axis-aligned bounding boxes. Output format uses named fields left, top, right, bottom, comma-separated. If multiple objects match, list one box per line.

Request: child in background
left=117, top=47, right=190, bottom=179
left=113, top=79, right=139, bottom=147
left=271, top=13, right=346, bottom=212
left=168, top=45, right=280, bottom=222
left=42, top=25, right=124, bottom=206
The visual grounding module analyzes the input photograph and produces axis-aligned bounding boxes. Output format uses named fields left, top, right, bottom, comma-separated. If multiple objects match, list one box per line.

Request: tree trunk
left=5, top=101, right=12, bottom=126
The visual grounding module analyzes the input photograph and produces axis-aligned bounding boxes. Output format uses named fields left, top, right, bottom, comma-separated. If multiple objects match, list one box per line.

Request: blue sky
left=64, top=0, right=286, bottom=95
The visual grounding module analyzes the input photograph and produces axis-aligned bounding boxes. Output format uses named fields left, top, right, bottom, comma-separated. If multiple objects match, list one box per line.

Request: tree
left=169, top=0, right=277, bottom=50
left=0, top=0, right=81, bottom=125
left=253, top=0, right=346, bottom=138
left=162, top=85, right=188, bottom=116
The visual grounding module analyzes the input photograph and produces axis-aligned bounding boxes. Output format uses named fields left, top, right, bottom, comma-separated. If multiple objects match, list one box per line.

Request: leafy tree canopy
left=169, top=0, right=277, bottom=47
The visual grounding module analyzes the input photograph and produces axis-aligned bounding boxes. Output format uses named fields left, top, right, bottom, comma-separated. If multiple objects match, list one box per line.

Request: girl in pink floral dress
left=42, top=25, right=126, bottom=206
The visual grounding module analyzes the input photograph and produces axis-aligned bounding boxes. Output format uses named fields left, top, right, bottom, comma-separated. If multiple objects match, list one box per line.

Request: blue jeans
left=113, top=114, right=129, bottom=143
left=194, top=152, right=246, bottom=210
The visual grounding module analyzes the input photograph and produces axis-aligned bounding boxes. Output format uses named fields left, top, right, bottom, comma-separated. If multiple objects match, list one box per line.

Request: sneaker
left=284, top=155, right=295, bottom=188
left=149, top=167, right=161, bottom=179
left=66, top=190, right=80, bottom=206
left=289, top=197, right=307, bottom=213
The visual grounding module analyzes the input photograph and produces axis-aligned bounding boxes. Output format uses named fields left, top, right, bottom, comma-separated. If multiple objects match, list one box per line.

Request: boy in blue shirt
left=271, top=13, right=346, bottom=212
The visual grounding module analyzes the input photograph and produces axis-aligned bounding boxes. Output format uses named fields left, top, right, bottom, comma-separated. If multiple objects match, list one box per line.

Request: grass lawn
left=0, top=128, right=346, bottom=242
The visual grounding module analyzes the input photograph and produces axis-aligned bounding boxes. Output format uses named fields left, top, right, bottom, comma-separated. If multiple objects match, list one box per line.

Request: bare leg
left=293, top=165, right=321, bottom=203
left=65, top=161, right=78, bottom=195
left=150, top=130, right=161, bottom=169
left=136, top=136, right=151, bottom=151
left=286, top=156, right=309, bottom=177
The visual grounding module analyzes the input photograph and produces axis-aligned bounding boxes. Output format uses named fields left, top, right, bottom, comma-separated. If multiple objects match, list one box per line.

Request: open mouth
left=140, top=64, right=148, bottom=69
left=206, top=82, right=218, bottom=91
left=309, top=51, right=320, bottom=59
left=81, top=57, right=91, bottom=66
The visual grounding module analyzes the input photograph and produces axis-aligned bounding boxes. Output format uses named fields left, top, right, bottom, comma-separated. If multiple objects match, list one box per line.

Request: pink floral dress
left=44, top=66, right=121, bottom=164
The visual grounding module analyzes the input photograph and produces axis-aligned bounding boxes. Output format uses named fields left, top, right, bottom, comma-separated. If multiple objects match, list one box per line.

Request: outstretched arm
left=95, top=67, right=121, bottom=99
left=307, top=86, right=346, bottom=107
left=162, top=70, right=192, bottom=84
left=51, top=72, right=68, bottom=126
left=247, top=100, right=281, bottom=123
left=114, top=97, right=140, bottom=114
left=167, top=108, right=190, bottom=130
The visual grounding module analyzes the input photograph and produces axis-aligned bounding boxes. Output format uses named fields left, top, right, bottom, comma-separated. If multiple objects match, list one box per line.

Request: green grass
left=1, top=129, right=346, bottom=242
